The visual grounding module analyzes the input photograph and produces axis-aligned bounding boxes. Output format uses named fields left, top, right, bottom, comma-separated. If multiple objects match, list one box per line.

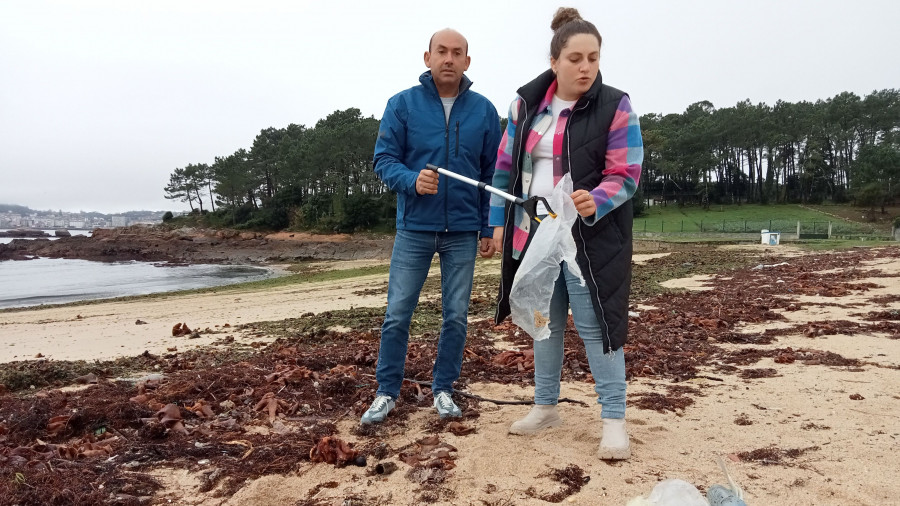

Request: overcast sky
left=2, top=0, right=898, bottom=214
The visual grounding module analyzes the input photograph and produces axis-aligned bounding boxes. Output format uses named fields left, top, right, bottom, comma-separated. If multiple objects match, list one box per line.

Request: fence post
left=681, top=220, right=684, bottom=232
left=700, top=219, right=703, bottom=232
left=723, top=218, right=726, bottom=232
left=661, top=221, right=664, bottom=233
left=828, top=221, right=832, bottom=239
left=796, top=221, right=801, bottom=239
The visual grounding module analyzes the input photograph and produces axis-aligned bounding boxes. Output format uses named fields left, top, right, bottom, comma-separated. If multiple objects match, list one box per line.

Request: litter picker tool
left=425, top=164, right=557, bottom=222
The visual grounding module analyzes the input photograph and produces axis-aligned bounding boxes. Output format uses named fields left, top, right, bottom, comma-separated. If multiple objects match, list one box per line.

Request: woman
left=490, top=7, right=642, bottom=460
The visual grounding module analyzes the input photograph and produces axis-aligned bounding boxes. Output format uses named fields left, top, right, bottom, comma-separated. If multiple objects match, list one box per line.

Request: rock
left=0, top=228, right=50, bottom=238
left=54, top=229, right=71, bottom=237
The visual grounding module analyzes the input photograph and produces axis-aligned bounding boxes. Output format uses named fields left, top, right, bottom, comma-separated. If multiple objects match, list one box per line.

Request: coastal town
left=0, top=206, right=169, bottom=231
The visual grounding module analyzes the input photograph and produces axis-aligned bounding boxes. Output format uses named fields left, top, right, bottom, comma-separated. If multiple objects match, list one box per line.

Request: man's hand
left=415, top=168, right=439, bottom=195
left=492, top=226, right=504, bottom=255
left=479, top=237, right=495, bottom=258
left=571, top=189, right=597, bottom=218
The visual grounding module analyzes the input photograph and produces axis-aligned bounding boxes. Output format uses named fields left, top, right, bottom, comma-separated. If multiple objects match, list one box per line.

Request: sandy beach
left=1, top=245, right=898, bottom=505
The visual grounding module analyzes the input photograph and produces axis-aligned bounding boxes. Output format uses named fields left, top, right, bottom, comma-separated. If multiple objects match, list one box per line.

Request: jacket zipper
left=444, top=120, right=450, bottom=231
left=566, top=98, right=613, bottom=353
left=455, top=121, right=460, bottom=157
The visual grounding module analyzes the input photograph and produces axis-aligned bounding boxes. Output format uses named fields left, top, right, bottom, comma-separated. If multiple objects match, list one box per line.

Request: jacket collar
left=419, top=70, right=473, bottom=98
left=517, top=69, right=604, bottom=108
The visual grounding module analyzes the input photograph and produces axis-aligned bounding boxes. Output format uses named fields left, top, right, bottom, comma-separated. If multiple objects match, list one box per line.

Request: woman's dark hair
left=550, top=7, right=602, bottom=59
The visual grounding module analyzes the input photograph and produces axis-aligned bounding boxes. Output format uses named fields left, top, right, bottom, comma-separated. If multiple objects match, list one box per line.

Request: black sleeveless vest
left=496, top=69, right=634, bottom=353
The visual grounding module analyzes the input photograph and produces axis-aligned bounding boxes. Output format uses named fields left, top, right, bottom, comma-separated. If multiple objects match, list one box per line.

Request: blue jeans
left=532, top=261, right=626, bottom=419
left=375, top=230, right=478, bottom=399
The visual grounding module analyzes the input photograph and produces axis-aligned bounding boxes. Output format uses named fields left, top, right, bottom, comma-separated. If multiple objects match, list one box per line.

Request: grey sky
left=1, top=0, right=897, bottom=214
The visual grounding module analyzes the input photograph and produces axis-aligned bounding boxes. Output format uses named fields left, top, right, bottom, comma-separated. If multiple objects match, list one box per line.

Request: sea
left=0, top=230, right=275, bottom=309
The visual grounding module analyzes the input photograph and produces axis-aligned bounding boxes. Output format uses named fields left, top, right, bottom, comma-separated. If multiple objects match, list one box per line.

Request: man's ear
left=424, top=51, right=431, bottom=68
left=464, top=55, right=471, bottom=71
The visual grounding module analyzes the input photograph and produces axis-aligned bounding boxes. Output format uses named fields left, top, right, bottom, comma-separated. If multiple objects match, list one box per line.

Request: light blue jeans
left=533, top=261, right=626, bottom=419
left=375, top=229, right=478, bottom=399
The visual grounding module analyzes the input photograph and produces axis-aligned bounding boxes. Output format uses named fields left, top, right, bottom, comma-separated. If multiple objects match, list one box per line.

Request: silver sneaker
left=433, top=391, right=462, bottom=418
left=360, top=395, right=395, bottom=425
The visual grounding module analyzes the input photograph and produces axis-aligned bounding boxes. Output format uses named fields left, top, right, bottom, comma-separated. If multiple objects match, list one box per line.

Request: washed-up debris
left=171, top=323, right=192, bottom=336
left=309, top=436, right=361, bottom=467
left=526, top=464, right=589, bottom=503
left=735, top=445, right=820, bottom=466
left=399, top=435, right=458, bottom=471
left=374, top=461, right=398, bottom=475
left=155, top=404, right=188, bottom=435
left=74, top=373, right=99, bottom=384
left=253, top=392, right=291, bottom=423
left=491, top=349, right=534, bottom=372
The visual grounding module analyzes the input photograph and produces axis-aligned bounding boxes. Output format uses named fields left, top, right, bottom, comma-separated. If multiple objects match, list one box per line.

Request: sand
left=1, top=248, right=898, bottom=505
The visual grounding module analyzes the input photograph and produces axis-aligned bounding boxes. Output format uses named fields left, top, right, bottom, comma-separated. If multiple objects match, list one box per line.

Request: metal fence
left=633, top=219, right=885, bottom=237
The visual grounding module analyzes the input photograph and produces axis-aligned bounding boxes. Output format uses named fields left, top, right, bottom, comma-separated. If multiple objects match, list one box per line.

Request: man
left=361, top=29, right=501, bottom=424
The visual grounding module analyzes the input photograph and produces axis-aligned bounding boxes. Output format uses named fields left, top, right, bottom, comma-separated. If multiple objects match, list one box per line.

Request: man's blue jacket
left=374, top=71, right=502, bottom=238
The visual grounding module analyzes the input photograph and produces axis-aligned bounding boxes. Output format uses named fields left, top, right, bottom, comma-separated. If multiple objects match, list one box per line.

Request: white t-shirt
left=531, top=94, right=577, bottom=200
left=441, top=96, right=457, bottom=124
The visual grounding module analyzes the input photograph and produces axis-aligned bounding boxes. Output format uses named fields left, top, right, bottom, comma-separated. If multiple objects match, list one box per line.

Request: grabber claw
left=425, top=163, right=557, bottom=222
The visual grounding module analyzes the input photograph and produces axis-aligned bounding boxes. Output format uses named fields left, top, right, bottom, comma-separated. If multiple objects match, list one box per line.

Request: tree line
left=641, top=89, right=900, bottom=211
left=165, top=89, right=900, bottom=231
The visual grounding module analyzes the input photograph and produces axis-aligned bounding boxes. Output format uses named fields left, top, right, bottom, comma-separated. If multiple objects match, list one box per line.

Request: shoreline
left=0, top=257, right=395, bottom=363
left=0, top=259, right=283, bottom=311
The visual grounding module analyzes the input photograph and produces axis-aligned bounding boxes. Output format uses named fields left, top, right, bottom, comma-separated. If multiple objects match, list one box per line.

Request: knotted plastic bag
left=625, top=479, right=709, bottom=506
left=509, top=173, right=584, bottom=341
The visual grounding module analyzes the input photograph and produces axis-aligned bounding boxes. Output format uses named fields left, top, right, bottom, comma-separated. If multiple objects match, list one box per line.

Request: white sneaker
left=598, top=418, right=630, bottom=459
left=360, top=395, right=395, bottom=425
left=508, top=405, right=562, bottom=435
left=433, top=391, right=462, bottom=418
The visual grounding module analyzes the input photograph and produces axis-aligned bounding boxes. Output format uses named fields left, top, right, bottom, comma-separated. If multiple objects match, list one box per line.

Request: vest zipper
left=566, top=99, right=613, bottom=353
left=496, top=97, right=529, bottom=323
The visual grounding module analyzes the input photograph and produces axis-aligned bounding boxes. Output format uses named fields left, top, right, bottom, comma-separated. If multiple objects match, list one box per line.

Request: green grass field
left=634, top=203, right=890, bottom=237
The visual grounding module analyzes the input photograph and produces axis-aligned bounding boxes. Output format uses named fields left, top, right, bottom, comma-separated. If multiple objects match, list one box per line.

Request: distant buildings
left=0, top=210, right=168, bottom=230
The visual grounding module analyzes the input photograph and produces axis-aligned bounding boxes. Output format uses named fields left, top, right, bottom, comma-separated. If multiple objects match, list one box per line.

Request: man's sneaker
left=360, top=395, right=395, bottom=425
left=433, top=391, right=462, bottom=418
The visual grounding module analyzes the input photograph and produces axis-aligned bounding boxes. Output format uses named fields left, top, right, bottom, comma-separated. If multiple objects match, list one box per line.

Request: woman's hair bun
left=551, top=7, right=582, bottom=31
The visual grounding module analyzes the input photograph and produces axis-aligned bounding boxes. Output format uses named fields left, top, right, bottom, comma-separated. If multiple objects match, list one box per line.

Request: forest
left=164, top=89, right=900, bottom=232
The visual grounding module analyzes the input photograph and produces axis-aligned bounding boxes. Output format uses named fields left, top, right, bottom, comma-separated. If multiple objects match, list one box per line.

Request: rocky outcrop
left=0, top=225, right=394, bottom=264
left=0, top=229, right=50, bottom=238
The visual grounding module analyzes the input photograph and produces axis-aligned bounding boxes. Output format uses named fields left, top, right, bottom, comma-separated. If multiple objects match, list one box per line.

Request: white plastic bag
left=625, top=479, right=710, bottom=506
left=509, top=173, right=584, bottom=341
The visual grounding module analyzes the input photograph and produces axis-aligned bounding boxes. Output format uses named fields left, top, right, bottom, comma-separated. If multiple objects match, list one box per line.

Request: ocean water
left=0, top=258, right=274, bottom=309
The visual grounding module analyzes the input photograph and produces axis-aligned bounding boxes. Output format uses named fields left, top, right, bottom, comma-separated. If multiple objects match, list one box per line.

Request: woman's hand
left=492, top=226, right=504, bottom=255
left=570, top=189, right=596, bottom=218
